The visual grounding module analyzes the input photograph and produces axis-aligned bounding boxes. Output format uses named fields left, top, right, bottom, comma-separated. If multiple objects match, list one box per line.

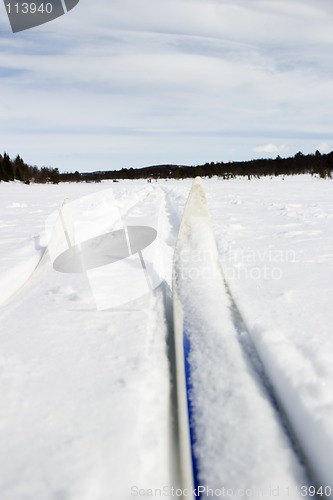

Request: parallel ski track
left=165, top=180, right=324, bottom=500
left=222, top=279, right=321, bottom=494
left=2, top=182, right=324, bottom=498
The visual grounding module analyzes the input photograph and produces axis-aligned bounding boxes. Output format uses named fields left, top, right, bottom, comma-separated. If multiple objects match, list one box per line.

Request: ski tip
left=190, top=176, right=204, bottom=192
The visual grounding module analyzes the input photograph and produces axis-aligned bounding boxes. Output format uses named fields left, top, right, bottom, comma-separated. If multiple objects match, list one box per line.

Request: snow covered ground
left=0, top=176, right=332, bottom=499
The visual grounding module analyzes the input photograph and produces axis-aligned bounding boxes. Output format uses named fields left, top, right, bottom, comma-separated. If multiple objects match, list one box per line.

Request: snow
left=0, top=176, right=332, bottom=499
left=206, top=176, right=333, bottom=492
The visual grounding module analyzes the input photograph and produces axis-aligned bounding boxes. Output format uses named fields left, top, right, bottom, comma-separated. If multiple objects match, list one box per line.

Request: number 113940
left=6, top=3, right=53, bottom=14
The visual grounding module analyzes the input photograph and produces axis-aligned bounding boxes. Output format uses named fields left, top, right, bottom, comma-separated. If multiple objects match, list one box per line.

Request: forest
left=1, top=150, right=332, bottom=184
left=0, top=153, right=60, bottom=184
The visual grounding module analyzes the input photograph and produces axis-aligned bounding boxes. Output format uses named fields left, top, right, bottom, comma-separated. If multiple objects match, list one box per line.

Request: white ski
left=172, top=177, right=224, bottom=498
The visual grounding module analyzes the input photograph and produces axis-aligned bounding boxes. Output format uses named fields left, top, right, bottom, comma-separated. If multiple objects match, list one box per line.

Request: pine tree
left=2, top=153, right=14, bottom=182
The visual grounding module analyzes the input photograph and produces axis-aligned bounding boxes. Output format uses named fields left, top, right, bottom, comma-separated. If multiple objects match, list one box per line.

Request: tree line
left=62, top=150, right=333, bottom=181
left=0, top=152, right=60, bottom=184
left=1, top=149, right=332, bottom=184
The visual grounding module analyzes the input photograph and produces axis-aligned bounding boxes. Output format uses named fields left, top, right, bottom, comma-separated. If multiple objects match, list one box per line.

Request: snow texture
left=0, top=176, right=332, bottom=499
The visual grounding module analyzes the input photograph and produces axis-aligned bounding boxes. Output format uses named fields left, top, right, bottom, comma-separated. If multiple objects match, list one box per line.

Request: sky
left=1, top=0, right=333, bottom=172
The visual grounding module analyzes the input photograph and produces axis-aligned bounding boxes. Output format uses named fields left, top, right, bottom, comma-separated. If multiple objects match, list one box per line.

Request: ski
left=172, top=177, right=223, bottom=498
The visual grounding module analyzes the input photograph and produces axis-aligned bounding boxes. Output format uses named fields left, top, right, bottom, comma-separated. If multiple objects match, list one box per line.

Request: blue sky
left=1, top=0, right=333, bottom=172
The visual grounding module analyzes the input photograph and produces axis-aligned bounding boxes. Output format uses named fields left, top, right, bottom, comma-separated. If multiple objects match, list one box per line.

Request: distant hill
left=62, top=151, right=333, bottom=182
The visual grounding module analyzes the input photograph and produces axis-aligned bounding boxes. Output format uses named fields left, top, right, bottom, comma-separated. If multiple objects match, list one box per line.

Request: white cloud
left=254, top=144, right=287, bottom=155
left=1, top=0, right=333, bottom=171
left=316, top=142, right=331, bottom=153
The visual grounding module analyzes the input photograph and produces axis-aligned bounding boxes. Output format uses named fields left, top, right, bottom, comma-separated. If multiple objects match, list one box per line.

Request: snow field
left=205, top=177, right=333, bottom=492
left=0, top=176, right=332, bottom=499
left=0, top=182, right=175, bottom=499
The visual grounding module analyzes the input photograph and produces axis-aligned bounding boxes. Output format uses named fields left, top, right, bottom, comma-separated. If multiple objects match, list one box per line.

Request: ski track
left=0, top=178, right=332, bottom=499
left=204, top=178, right=333, bottom=496
left=171, top=179, right=313, bottom=500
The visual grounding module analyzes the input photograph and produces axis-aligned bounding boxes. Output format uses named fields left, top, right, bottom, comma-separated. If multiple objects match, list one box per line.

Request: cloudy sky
left=1, top=0, right=333, bottom=172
